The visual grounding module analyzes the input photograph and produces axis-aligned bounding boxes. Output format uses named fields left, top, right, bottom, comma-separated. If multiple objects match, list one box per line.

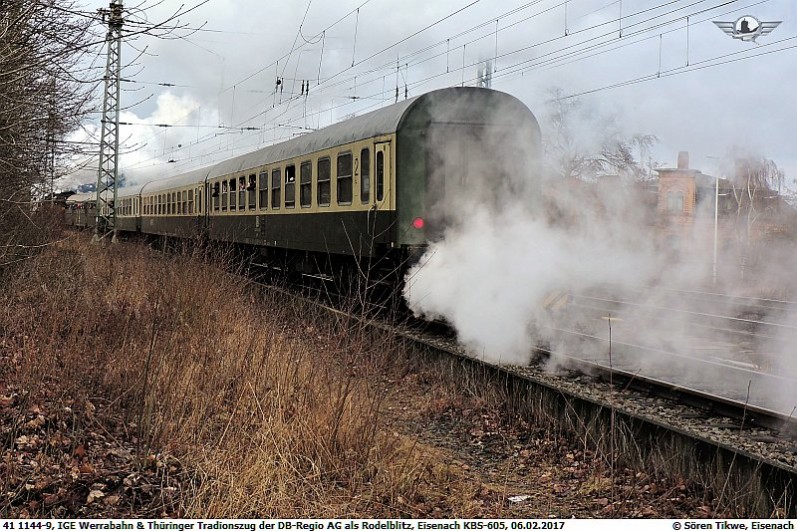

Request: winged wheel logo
left=713, top=15, right=781, bottom=43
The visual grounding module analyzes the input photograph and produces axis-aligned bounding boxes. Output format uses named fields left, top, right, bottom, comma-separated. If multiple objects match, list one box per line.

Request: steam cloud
left=402, top=104, right=797, bottom=416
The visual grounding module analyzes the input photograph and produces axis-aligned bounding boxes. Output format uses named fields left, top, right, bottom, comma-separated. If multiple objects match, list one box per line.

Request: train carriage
left=115, top=184, right=144, bottom=233
left=138, top=168, right=208, bottom=239
left=65, top=192, right=97, bottom=229
left=68, top=87, right=542, bottom=277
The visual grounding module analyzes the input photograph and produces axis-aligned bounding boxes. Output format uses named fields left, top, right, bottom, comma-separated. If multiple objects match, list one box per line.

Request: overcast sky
left=67, top=0, right=796, bottom=189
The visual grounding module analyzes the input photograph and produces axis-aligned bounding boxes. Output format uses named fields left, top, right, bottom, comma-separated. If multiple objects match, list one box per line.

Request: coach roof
left=207, top=95, right=420, bottom=179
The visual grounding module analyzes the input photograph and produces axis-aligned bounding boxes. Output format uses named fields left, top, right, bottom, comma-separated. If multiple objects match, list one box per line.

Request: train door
left=373, top=142, right=392, bottom=211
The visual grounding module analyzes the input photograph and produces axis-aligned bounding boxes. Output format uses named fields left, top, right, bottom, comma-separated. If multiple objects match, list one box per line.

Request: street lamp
left=712, top=174, right=731, bottom=286
left=713, top=175, right=719, bottom=286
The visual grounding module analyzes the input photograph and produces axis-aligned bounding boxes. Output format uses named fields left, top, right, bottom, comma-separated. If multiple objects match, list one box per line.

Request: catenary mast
left=92, top=0, right=123, bottom=243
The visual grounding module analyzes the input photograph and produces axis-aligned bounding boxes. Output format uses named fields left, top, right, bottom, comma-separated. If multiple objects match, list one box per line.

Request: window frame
left=284, top=164, right=296, bottom=209
left=300, top=160, right=312, bottom=208
left=248, top=173, right=256, bottom=210
left=376, top=150, right=385, bottom=202
left=360, top=147, right=370, bottom=204
left=317, top=157, right=331, bottom=207
left=228, top=178, right=236, bottom=211
left=238, top=176, right=246, bottom=211
left=271, top=168, right=282, bottom=209
left=259, top=171, right=268, bottom=210
left=336, top=152, right=353, bottom=205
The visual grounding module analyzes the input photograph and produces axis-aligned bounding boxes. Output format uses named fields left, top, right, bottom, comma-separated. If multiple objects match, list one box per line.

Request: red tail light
left=412, top=217, right=425, bottom=230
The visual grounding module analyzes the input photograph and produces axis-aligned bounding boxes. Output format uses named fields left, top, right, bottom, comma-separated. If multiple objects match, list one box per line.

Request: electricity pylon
left=93, top=0, right=123, bottom=244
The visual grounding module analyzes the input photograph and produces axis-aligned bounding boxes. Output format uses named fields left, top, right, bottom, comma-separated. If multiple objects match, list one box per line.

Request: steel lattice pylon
left=93, top=1, right=123, bottom=243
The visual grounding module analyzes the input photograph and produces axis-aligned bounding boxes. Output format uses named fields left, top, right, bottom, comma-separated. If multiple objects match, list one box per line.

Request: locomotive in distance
left=67, top=87, right=542, bottom=279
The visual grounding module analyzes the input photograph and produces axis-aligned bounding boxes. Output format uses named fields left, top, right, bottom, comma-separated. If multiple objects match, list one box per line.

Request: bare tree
left=542, top=87, right=659, bottom=182
left=726, top=156, right=787, bottom=280
left=542, top=87, right=602, bottom=181
left=598, top=134, right=659, bottom=181
left=0, top=0, right=99, bottom=274
left=0, top=0, right=209, bottom=276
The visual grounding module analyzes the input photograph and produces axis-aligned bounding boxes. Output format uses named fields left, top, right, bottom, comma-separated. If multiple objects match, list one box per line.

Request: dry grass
left=0, top=237, right=485, bottom=517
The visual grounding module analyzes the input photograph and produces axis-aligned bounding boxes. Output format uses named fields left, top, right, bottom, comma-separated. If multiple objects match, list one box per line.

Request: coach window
left=360, top=148, right=370, bottom=204
left=285, top=165, right=296, bottom=208
left=183, top=190, right=188, bottom=214
left=376, top=150, right=385, bottom=202
left=213, top=182, right=220, bottom=212
left=198, top=188, right=203, bottom=214
left=271, top=168, right=281, bottom=209
left=248, top=174, right=256, bottom=210
left=188, top=189, right=194, bottom=214
left=173, top=192, right=178, bottom=215
left=221, top=181, right=228, bottom=211
left=259, top=171, right=268, bottom=210
left=166, top=194, right=171, bottom=215
left=238, top=176, right=246, bottom=211
left=229, top=178, right=236, bottom=211
left=300, top=161, right=312, bottom=207
left=337, top=153, right=353, bottom=205
left=317, top=157, right=331, bottom=206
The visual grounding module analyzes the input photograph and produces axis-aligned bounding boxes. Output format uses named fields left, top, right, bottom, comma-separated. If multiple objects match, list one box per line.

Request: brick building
left=655, top=151, right=796, bottom=285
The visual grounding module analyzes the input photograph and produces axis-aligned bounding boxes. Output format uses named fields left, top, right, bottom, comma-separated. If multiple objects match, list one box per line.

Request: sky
left=65, top=0, right=797, bottom=190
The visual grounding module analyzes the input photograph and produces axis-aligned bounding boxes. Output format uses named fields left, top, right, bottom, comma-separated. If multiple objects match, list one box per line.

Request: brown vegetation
left=1, top=233, right=728, bottom=518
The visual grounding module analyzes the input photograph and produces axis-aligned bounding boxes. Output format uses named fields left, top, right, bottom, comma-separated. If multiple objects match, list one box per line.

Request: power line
left=119, top=0, right=784, bottom=177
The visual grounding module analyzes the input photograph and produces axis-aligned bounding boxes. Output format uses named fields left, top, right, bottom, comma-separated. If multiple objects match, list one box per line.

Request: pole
left=93, top=0, right=123, bottom=244
left=713, top=175, right=719, bottom=285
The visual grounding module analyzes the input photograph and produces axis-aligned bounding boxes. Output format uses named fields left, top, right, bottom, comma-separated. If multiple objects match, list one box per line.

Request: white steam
left=405, top=203, right=655, bottom=364
left=402, top=104, right=797, bottom=417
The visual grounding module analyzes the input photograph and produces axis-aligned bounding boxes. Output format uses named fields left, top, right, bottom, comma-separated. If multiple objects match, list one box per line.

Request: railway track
left=255, top=268, right=797, bottom=435
left=220, top=261, right=797, bottom=514
left=550, top=286, right=797, bottom=420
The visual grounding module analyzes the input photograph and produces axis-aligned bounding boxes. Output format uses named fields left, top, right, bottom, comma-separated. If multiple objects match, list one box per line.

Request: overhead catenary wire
left=124, top=0, right=726, bottom=171
left=118, top=0, right=783, bottom=176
